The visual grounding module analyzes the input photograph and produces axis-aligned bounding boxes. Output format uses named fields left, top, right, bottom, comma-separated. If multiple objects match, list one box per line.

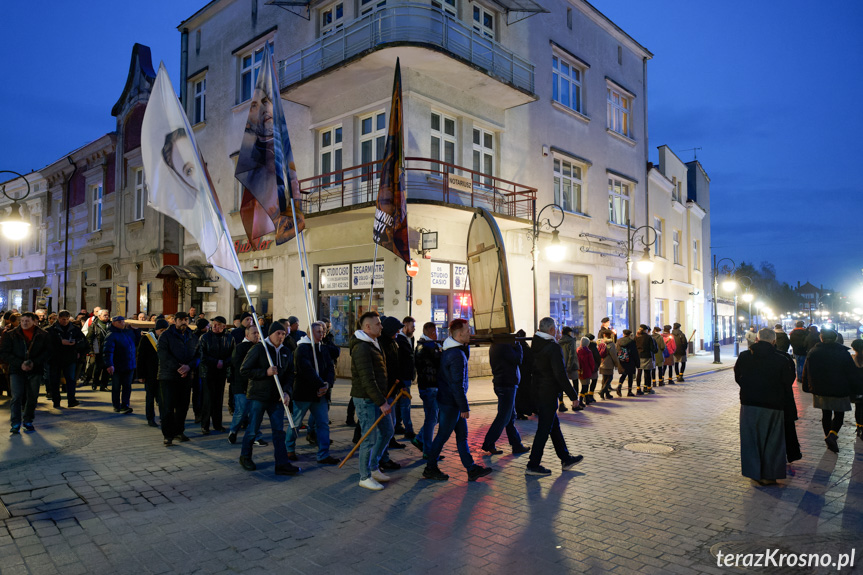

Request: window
left=472, top=127, right=494, bottom=187
left=360, top=0, right=386, bottom=16
left=320, top=2, right=344, bottom=34
left=692, top=239, right=700, bottom=270
left=552, top=55, right=583, bottom=113
left=240, top=47, right=265, bottom=103
left=193, top=77, right=206, bottom=124
left=654, top=298, right=668, bottom=328
left=9, top=238, right=22, bottom=258
left=607, top=86, right=630, bottom=136
left=472, top=5, right=494, bottom=38
left=432, top=0, right=456, bottom=17
left=606, top=279, right=628, bottom=332
left=91, top=183, right=103, bottom=231
left=431, top=112, right=457, bottom=173
left=672, top=230, right=680, bottom=264
left=653, top=217, right=663, bottom=257
left=319, top=126, right=343, bottom=186
left=30, top=214, right=41, bottom=254
left=607, top=177, right=629, bottom=225
left=133, top=168, right=147, bottom=221
left=671, top=176, right=680, bottom=202
left=550, top=273, right=589, bottom=334
left=360, top=112, right=386, bottom=183
left=553, top=158, right=583, bottom=214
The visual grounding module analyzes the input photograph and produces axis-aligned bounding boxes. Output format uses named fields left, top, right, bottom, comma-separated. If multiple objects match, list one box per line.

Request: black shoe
left=512, top=444, right=531, bottom=455
left=410, top=437, right=424, bottom=452
left=253, top=439, right=268, bottom=447
left=525, top=465, right=552, bottom=476
left=53, top=403, right=62, bottom=409
left=558, top=403, right=568, bottom=413
left=562, top=455, right=584, bottom=470
left=10, top=425, right=20, bottom=435
left=306, top=434, right=318, bottom=445
left=423, top=467, right=449, bottom=481
left=422, top=453, right=445, bottom=461
left=677, top=375, right=684, bottom=382
left=239, top=456, right=256, bottom=471
left=616, top=384, right=623, bottom=396
left=480, top=445, right=503, bottom=455
left=572, top=403, right=584, bottom=411
left=636, top=389, right=644, bottom=396
left=825, top=433, right=839, bottom=453
left=627, top=391, right=635, bottom=397
left=275, top=463, right=300, bottom=476
left=99, top=387, right=109, bottom=392
left=787, top=452, right=803, bottom=463
left=286, top=451, right=299, bottom=461
left=91, top=385, right=97, bottom=391
left=467, top=465, right=493, bottom=482
left=201, top=428, right=211, bottom=435
left=67, top=399, right=80, bottom=407
left=317, top=456, right=341, bottom=465
left=388, top=438, right=406, bottom=449
left=404, top=430, right=416, bottom=440
left=228, top=432, right=237, bottom=444
left=585, top=395, right=596, bottom=405
left=194, top=417, right=201, bottom=425
left=344, top=419, right=356, bottom=427
left=393, top=424, right=406, bottom=435
left=23, top=422, right=35, bottom=432
left=163, top=438, right=173, bottom=447
left=214, top=427, right=227, bottom=432
left=380, top=460, right=401, bottom=471
left=147, top=420, right=159, bottom=428
left=175, top=434, right=190, bottom=442
left=658, top=381, right=665, bottom=387
left=113, top=407, right=123, bottom=413
left=122, top=406, right=133, bottom=415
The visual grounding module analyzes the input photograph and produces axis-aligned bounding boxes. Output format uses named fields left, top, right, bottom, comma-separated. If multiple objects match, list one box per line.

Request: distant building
left=0, top=172, right=48, bottom=312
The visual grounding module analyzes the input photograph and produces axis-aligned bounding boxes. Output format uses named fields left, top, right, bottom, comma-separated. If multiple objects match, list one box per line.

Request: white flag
left=141, top=63, right=243, bottom=290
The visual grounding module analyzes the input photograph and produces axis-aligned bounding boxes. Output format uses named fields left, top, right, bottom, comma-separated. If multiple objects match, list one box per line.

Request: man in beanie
left=239, top=321, right=299, bottom=475
left=103, top=316, right=137, bottom=414
left=138, top=318, right=169, bottom=427
left=198, top=316, right=234, bottom=435
left=232, top=313, right=254, bottom=346
left=287, top=316, right=306, bottom=346
left=158, top=313, right=199, bottom=446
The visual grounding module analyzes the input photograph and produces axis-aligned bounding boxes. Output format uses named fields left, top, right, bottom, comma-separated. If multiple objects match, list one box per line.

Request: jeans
left=286, top=400, right=331, bottom=459
left=111, top=369, right=134, bottom=409
left=241, top=400, right=289, bottom=465
left=160, top=379, right=191, bottom=440
left=426, top=404, right=475, bottom=471
left=353, top=397, right=394, bottom=480
left=200, top=373, right=227, bottom=430
left=49, top=362, right=78, bottom=406
left=10, top=372, right=42, bottom=427
left=483, top=386, right=521, bottom=449
left=394, top=381, right=414, bottom=432
left=418, top=387, right=439, bottom=450
left=229, top=394, right=262, bottom=440
left=795, top=354, right=807, bottom=382
left=528, top=397, right=571, bottom=468
left=144, top=378, right=161, bottom=422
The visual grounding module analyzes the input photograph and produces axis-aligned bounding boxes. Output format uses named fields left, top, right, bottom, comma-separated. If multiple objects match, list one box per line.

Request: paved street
left=1, top=361, right=862, bottom=575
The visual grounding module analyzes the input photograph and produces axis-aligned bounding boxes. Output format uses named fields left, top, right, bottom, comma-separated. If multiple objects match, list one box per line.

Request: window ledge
left=192, top=121, right=207, bottom=132
left=671, top=200, right=686, bottom=214
left=551, top=101, right=590, bottom=124
left=562, top=209, right=591, bottom=220
left=606, top=129, right=636, bottom=146
left=127, top=220, right=145, bottom=231
left=607, top=221, right=629, bottom=230
left=674, top=263, right=685, bottom=268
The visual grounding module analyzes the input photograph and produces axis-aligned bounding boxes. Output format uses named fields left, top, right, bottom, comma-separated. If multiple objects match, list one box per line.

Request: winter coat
left=136, top=330, right=161, bottom=381
left=636, top=332, right=657, bottom=360
left=804, top=330, right=820, bottom=354
left=788, top=327, right=809, bottom=356
left=530, top=333, right=578, bottom=403
left=241, top=339, right=293, bottom=403
left=46, top=322, right=88, bottom=365
left=157, top=325, right=199, bottom=381
left=0, top=326, right=51, bottom=375
left=322, top=332, right=341, bottom=362
left=514, top=339, right=536, bottom=415
left=744, top=330, right=758, bottom=349
left=576, top=345, right=595, bottom=380
left=437, top=337, right=470, bottom=412
left=651, top=333, right=666, bottom=364
left=617, top=335, right=639, bottom=375
left=87, top=318, right=110, bottom=354
left=559, top=334, right=580, bottom=381
left=292, top=336, right=336, bottom=403
left=349, top=331, right=388, bottom=405
left=671, top=328, right=688, bottom=358
left=230, top=340, right=256, bottom=396
left=415, top=335, right=442, bottom=390
left=488, top=341, right=522, bottom=388
left=774, top=330, right=791, bottom=354
left=598, top=337, right=622, bottom=375
left=103, top=325, right=138, bottom=372
left=802, top=342, right=859, bottom=398
left=734, top=341, right=796, bottom=413
left=395, top=332, right=416, bottom=382
left=198, top=330, right=235, bottom=380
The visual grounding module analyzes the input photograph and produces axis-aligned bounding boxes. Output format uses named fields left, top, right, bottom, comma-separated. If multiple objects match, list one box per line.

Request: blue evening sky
left=1, top=1, right=861, bottom=292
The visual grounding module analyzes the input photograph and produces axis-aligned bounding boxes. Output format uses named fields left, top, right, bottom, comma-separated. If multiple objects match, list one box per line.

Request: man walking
left=158, top=312, right=199, bottom=446
left=103, top=316, right=138, bottom=414
left=87, top=309, right=111, bottom=391
left=394, top=316, right=417, bottom=439
left=635, top=325, right=657, bottom=394
left=138, top=318, right=168, bottom=427
left=198, top=316, right=234, bottom=435
left=228, top=325, right=265, bottom=446
left=525, top=317, right=583, bottom=476
left=423, top=319, right=493, bottom=482
left=413, top=321, right=442, bottom=457
left=481, top=335, right=530, bottom=456
left=744, top=326, right=758, bottom=350
left=1, top=313, right=50, bottom=433
left=773, top=324, right=791, bottom=354
left=789, top=321, right=808, bottom=382
left=46, top=310, right=87, bottom=408
left=671, top=323, right=688, bottom=382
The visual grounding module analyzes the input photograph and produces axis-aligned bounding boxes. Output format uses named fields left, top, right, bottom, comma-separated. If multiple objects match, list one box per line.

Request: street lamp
left=531, top=202, right=565, bottom=330
left=711, top=256, right=736, bottom=364
left=624, top=223, right=658, bottom=331
left=0, top=170, right=32, bottom=241
left=723, top=274, right=752, bottom=357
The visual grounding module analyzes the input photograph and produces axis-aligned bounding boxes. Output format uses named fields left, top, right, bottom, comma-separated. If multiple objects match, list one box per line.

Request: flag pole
left=368, top=242, right=379, bottom=310
left=298, top=229, right=318, bottom=329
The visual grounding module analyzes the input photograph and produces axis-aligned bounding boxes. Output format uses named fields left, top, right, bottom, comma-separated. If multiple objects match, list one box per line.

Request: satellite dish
left=41, top=287, right=52, bottom=296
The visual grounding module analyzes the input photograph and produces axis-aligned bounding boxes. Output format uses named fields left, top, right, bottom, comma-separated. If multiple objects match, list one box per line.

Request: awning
left=488, top=0, right=549, bottom=24
left=156, top=265, right=211, bottom=281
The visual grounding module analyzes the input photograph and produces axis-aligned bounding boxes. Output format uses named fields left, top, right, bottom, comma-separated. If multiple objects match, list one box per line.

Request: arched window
left=100, top=264, right=113, bottom=281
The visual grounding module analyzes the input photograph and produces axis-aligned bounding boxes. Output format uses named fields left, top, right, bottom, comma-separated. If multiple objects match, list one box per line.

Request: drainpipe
left=63, top=156, right=77, bottom=310
left=642, top=55, right=650, bottom=327
left=180, top=29, right=189, bottom=108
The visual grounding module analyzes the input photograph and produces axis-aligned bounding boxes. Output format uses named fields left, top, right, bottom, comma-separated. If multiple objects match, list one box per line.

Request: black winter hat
left=269, top=321, right=286, bottom=335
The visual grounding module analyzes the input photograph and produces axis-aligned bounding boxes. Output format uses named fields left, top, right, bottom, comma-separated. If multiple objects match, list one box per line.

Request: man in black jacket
left=1, top=313, right=51, bottom=433
left=227, top=325, right=263, bottom=445
left=773, top=324, right=791, bottom=354
left=413, top=321, right=442, bottom=455
left=379, top=316, right=406, bottom=452
left=157, top=313, right=199, bottom=446
left=239, top=321, right=299, bottom=476
left=481, top=337, right=529, bottom=456
left=47, top=310, right=87, bottom=408
left=788, top=321, right=808, bottom=382
left=87, top=309, right=112, bottom=392
left=198, top=316, right=235, bottom=435
left=394, top=316, right=417, bottom=440
left=526, top=317, right=583, bottom=476
left=138, top=318, right=168, bottom=427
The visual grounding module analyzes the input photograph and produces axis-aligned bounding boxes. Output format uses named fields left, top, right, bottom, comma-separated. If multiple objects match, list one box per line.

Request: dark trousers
left=145, top=377, right=161, bottom=423
left=618, top=372, right=634, bottom=389
left=821, top=410, right=845, bottom=436
left=426, top=404, right=475, bottom=470
left=94, top=353, right=110, bottom=389
left=785, top=416, right=801, bottom=460
left=527, top=397, right=570, bottom=468
left=482, top=386, right=521, bottom=450
left=346, top=396, right=356, bottom=422
left=111, top=369, right=133, bottom=409
left=200, top=374, right=226, bottom=430
left=599, top=374, right=614, bottom=396
left=191, top=374, right=202, bottom=417
left=856, top=403, right=863, bottom=426
left=49, top=362, right=77, bottom=406
left=160, top=379, right=192, bottom=440
left=10, top=372, right=42, bottom=427
left=674, top=361, right=686, bottom=375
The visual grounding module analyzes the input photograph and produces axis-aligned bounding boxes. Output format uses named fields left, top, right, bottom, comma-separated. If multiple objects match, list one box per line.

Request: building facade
left=0, top=173, right=49, bottom=312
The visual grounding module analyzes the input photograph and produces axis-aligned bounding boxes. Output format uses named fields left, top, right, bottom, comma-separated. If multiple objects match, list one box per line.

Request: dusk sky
left=1, top=1, right=861, bottom=293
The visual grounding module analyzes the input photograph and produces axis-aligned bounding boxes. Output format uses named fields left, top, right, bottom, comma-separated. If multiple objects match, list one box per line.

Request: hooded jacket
left=598, top=336, right=622, bottom=375
left=415, top=334, right=442, bottom=390
left=293, top=335, right=336, bottom=403
left=241, top=338, right=293, bottom=403
left=804, top=328, right=820, bottom=354
left=437, top=337, right=470, bottom=412
left=671, top=328, right=688, bottom=358
left=349, top=330, right=388, bottom=405
left=788, top=327, right=808, bottom=356
left=395, top=331, right=417, bottom=383
left=734, top=341, right=796, bottom=412
left=773, top=329, right=791, bottom=354
left=379, top=316, right=403, bottom=389
left=803, top=341, right=859, bottom=398
left=157, top=325, right=200, bottom=381
left=198, top=329, right=235, bottom=380
left=530, top=332, right=578, bottom=403
left=46, top=321, right=88, bottom=365
left=103, top=325, right=138, bottom=372
left=0, top=325, right=50, bottom=375
left=559, top=333, right=580, bottom=380
left=488, top=340, right=523, bottom=388
left=576, top=339, right=595, bottom=380
left=636, top=331, right=657, bottom=359
left=617, top=335, right=639, bottom=375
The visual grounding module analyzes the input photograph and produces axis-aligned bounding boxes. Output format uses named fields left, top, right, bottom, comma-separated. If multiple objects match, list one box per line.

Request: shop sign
left=433, top=309, right=447, bottom=322
left=234, top=239, right=274, bottom=253
left=431, top=262, right=450, bottom=289
left=352, top=261, right=385, bottom=289
left=202, top=301, right=218, bottom=313
left=453, top=263, right=469, bottom=290
left=448, top=173, right=473, bottom=194
left=319, top=264, right=351, bottom=291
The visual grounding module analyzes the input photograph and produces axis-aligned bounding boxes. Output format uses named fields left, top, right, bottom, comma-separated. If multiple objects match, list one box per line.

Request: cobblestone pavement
left=1, top=368, right=861, bottom=575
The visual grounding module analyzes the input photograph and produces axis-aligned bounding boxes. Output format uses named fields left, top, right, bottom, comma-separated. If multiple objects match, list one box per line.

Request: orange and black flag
left=372, top=59, right=410, bottom=264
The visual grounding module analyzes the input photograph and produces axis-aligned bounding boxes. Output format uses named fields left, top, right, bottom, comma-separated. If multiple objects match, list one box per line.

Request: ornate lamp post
left=0, top=170, right=32, bottom=240
left=711, top=256, right=736, bottom=364
left=531, top=202, right=565, bottom=331
left=723, top=274, right=752, bottom=357
left=625, top=222, right=658, bottom=331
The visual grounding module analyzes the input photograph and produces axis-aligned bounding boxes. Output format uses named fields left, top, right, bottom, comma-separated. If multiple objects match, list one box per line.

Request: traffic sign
left=406, top=259, right=419, bottom=277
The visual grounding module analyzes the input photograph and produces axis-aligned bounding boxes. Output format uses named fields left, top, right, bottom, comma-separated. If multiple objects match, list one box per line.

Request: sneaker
left=68, top=400, right=80, bottom=408
left=359, top=477, right=385, bottom=491
left=480, top=446, right=503, bottom=455
left=275, top=463, right=300, bottom=476
left=22, top=423, right=35, bottom=432
left=113, top=407, right=123, bottom=413
left=228, top=432, right=237, bottom=444
left=317, top=456, right=341, bottom=465
left=239, top=456, right=256, bottom=471
left=677, top=375, right=684, bottom=382
left=379, top=460, right=401, bottom=471
left=10, top=425, right=20, bottom=435
left=562, top=455, right=584, bottom=470
left=410, top=437, right=424, bottom=452
left=122, top=407, right=133, bottom=415
left=286, top=452, right=298, bottom=461
left=423, top=467, right=449, bottom=481
left=825, top=432, right=839, bottom=453
left=371, top=469, right=391, bottom=483
left=388, top=438, right=406, bottom=449
left=512, top=444, right=531, bottom=455
left=175, top=434, right=190, bottom=442
left=525, top=465, right=552, bottom=476
left=467, top=465, right=493, bottom=482
left=253, top=439, right=268, bottom=447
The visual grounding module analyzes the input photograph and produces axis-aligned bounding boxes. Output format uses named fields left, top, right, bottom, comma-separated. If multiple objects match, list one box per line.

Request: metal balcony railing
left=278, top=3, right=535, bottom=93
left=299, top=156, right=536, bottom=220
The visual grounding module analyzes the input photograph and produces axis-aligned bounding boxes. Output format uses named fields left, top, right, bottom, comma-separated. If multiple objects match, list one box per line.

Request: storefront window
left=549, top=273, right=588, bottom=335
left=234, top=270, right=274, bottom=318
left=8, top=289, right=23, bottom=311
left=318, top=261, right=385, bottom=346
left=605, top=279, right=628, bottom=332
left=430, top=261, right=473, bottom=340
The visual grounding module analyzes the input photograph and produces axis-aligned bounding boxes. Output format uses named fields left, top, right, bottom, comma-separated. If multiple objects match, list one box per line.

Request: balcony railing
left=278, top=3, right=535, bottom=94
left=299, top=156, right=536, bottom=220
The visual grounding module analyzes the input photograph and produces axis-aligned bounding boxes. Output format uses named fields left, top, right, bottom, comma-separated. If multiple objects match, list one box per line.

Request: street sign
left=406, top=259, right=419, bottom=277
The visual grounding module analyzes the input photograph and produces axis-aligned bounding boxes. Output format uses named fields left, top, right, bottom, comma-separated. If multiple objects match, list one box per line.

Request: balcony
left=299, top=156, right=536, bottom=221
left=278, top=3, right=536, bottom=109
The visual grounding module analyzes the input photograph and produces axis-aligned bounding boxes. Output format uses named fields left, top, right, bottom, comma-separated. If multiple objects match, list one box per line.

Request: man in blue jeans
left=413, top=322, right=442, bottom=458
left=788, top=321, right=809, bottom=382
left=423, top=319, right=492, bottom=482
left=481, top=337, right=530, bottom=456
left=286, top=322, right=340, bottom=465
left=228, top=325, right=264, bottom=445
left=103, top=316, right=138, bottom=415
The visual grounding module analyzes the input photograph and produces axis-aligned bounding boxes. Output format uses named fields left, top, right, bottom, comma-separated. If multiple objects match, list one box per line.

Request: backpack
left=598, top=341, right=608, bottom=359
left=618, top=345, right=630, bottom=363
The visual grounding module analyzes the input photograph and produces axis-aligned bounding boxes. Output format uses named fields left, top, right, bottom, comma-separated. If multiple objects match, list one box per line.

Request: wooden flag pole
left=338, top=389, right=410, bottom=469
left=368, top=242, right=379, bottom=311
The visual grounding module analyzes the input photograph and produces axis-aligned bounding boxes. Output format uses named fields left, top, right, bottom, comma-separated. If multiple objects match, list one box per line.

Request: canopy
left=155, top=265, right=211, bottom=281
left=488, top=0, right=549, bottom=24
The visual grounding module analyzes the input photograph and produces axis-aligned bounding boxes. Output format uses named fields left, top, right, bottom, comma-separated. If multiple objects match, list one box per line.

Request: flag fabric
left=141, top=63, right=244, bottom=290
left=372, top=59, right=410, bottom=264
left=235, top=42, right=305, bottom=245
left=240, top=187, right=275, bottom=246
